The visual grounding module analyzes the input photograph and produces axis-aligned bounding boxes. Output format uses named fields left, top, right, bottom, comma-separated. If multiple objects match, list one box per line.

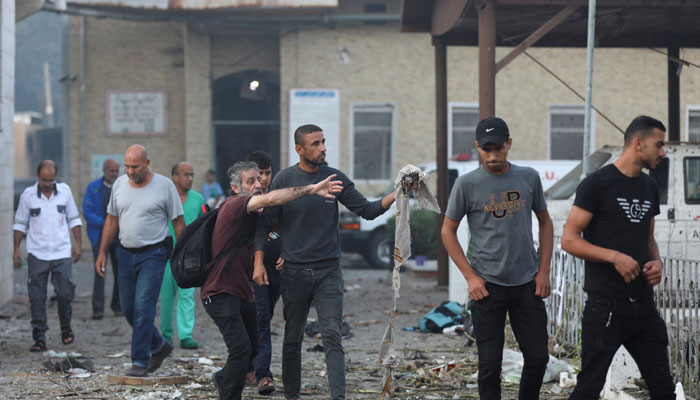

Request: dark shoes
left=258, top=376, right=276, bottom=395
left=126, top=365, right=148, bottom=377
left=92, top=312, right=103, bottom=320
left=60, top=325, right=74, bottom=345
left=30, top=340, right=46, bottom=352
left=180, top=338, right=199, bottom=349
left=147, top=341, right=173, bottom=373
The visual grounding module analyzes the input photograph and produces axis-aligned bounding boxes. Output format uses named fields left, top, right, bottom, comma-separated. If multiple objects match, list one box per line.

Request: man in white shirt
left=13, top=160, right=83, bottom=352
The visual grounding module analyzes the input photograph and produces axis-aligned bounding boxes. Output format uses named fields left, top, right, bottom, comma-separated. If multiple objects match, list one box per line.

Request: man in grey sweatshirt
left=253, top=124, right=399, bottom=400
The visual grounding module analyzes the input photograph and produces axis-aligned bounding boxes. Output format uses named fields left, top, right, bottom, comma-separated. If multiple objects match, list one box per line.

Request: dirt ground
left=0, top=253, right=575, bottom=399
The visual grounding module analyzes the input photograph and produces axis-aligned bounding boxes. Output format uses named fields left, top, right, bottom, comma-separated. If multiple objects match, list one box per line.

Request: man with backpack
left=441, top=117, right=553, bottom=400
left=201, top=161, right=342, bottom=400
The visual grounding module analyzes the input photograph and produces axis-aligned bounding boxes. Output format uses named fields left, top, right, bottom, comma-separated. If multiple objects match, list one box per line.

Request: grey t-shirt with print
left=107, top=173, right=183, bottom=248
left=445, top=163, right=546, bottom=286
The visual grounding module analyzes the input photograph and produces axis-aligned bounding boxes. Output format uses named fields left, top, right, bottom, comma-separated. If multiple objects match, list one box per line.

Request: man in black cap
left=441, top=117, right=554, bottom=400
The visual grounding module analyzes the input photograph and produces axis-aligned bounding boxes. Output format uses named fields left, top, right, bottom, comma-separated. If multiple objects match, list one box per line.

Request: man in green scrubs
left=159, top=162, right=206, bottom=349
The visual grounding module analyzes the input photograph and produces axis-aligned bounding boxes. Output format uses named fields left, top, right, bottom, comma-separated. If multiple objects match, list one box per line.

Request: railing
left=546, top=245, right=700, bottom=398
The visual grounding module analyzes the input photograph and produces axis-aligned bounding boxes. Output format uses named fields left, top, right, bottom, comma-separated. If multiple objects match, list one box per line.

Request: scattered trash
left=42, top=350, right=81, bottom=358
left=42, top=356, right=95, bottom=373
left=126, top=389, right=183, bottom=400
left=560, top=371, right=577, bottom=388
left=356, top=320, right=381, bottom=326
left=182, top=382, right=202, bottom=389
left=197, top=357, right=213, bottom=365
left=419, top=301, right=464, bottom=333
left=307, top=344, right=324, bottom=352
left=106, top=352, right=127, bottom=358
left=345, top=284, right=361, bottom=291
left=544, top=355, right=574, bottom=383
left=442, top=324, right=464, bottom=335
left=676, top=382, right=686, bottom=400
left=402, top=326, right=419, bottom=332
left=429, top=361, right=455, bottom=373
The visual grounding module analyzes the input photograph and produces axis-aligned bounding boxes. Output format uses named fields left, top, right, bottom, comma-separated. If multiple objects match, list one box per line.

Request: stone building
left=4, top=0, right=700, bottom=305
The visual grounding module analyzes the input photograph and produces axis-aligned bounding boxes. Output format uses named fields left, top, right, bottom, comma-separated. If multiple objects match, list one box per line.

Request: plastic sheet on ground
left=502, top=348, right=576, bottom=385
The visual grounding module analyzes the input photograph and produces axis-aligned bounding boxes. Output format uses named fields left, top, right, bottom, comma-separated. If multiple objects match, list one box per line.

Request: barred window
left=351, top=103, right=394, bottom=180
left=550, top=105, right=587, bottom=160
left=688, top=108, right=700, bottom=142
left=450, top=104, right=479, bottom=160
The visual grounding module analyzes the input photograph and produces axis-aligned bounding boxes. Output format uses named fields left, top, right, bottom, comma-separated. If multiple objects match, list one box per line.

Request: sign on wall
left=90, top=154, right=125, bottom=180
left=289, top=89, right=340, bottom=168
left=107, top=90, right=166, bottom=136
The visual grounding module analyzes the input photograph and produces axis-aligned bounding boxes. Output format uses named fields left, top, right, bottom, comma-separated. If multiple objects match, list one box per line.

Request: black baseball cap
left=476, top=117, right=510, bottom=147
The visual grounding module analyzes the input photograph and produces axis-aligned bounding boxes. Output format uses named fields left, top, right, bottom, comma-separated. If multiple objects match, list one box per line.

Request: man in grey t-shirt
left=95, top=144, right=185, bottom=377
left=441, top=117, right=554, bottom=400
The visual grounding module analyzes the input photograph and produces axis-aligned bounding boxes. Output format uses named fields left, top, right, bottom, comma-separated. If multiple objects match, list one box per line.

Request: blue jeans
left=203, top=293, right=258, bottom=400
left=116, top=245, right=168, bottom=369
left=570, top=294, right=674, bottom=400
left=471, top=280, right=549, bottom=400
left=27, top=255, right=75, bottom=342
left=280, top=264, right=345, bottom=400
left=253, top=280, right=281, bottom=381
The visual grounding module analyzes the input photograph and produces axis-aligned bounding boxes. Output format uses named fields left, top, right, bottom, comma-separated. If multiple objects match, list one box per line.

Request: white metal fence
left=546, top=245, right=700, bottom=398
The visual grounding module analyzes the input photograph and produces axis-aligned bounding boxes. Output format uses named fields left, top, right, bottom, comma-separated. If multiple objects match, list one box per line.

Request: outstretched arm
left=247, top=174, right=343, bottom=212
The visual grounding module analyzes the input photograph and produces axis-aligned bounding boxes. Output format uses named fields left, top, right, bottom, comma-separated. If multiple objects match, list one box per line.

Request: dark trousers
left=253, top=280, right=281, bottom=381
left=204, top=294, right=259, bottom=400
left=91, top=243, right=120, bottom=314
left=27, top=255, right=75, bottom=342
left=569, top=294, right=675, bottom=400
left=280, top=264, right=345, bottom=400
left=471, top=280, right=549, bottom=400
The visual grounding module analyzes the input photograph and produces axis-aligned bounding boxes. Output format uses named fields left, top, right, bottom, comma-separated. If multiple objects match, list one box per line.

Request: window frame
left=547, top=104, right=595, bottom=160
left=684, top=156, right=700, bottom=204
left=348, top=101, right=397, bottom=183
left=448, top=102, right=479, bottom=158
left=685, top=105, right=700, bottom=142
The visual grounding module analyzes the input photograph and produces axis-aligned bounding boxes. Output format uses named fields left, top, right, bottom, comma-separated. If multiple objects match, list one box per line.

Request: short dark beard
left=304, top=156, right=324, bottom=167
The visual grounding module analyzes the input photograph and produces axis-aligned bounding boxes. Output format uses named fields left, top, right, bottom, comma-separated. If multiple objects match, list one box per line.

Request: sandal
left=257, top=376, right=275, bottom=395
left=61, top=325, right=74, bottom=345
left=30, top=340, right=46, bottom=352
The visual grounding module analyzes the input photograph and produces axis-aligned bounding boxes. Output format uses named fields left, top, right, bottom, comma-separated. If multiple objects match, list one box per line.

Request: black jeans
left=471, top=280, right=549, bottom=400
left=203, top=294, right=258, bottom=400
left=91, top=243, right=120, bottom=314
left=569, top=293, right=674, bottom=400
left=280, top=264, right=345, bottom=400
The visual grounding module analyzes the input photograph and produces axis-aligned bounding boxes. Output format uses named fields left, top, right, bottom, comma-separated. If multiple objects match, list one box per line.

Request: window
left=687, top=107, right=700, bottom=142
left=449, top=103, right=479, bottom=160
left=351, top=103, right=395, bottom=181
left=549, top=105, right=589, bottom=160
left=685, top=157, right=700, bottom=204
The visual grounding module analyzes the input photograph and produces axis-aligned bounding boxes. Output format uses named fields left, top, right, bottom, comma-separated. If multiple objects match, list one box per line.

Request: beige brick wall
left=184, top=24, right=212, bottom=185
left=68, top=17, right=187, bottom=202
left=0, top=0, right=15, bottom=305
left=280, top=21, right=700, bottom=195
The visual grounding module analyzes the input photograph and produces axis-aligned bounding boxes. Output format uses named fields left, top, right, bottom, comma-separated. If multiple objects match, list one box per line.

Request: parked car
left=340, top=159, right=578, bottom=268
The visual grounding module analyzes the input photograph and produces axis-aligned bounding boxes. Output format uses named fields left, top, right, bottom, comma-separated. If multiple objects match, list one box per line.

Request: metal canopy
left=402, top=0, right=700, bottom=48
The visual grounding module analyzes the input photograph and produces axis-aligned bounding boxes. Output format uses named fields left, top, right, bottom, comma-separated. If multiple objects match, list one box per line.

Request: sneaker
left=126, top=365, right=148, bottom=377
left=180, top=338, right=199, bottom=349
left=147, top=341, right=173, bottom=373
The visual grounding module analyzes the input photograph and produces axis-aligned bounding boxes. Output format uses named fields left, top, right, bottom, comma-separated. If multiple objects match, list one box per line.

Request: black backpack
left=170, top=206, right=239, bottom=288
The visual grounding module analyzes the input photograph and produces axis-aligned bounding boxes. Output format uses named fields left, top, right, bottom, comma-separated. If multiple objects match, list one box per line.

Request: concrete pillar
left=183, top=23, right=212, bottom=185
left=0, top=0, right=15, bottom=306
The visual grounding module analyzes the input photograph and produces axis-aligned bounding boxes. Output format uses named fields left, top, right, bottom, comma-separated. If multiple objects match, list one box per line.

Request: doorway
left=212, top=69, right=280, bottom=188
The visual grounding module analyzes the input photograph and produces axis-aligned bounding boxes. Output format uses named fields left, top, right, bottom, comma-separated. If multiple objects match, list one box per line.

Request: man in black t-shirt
left=562, top=116, right=674, bottom=399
